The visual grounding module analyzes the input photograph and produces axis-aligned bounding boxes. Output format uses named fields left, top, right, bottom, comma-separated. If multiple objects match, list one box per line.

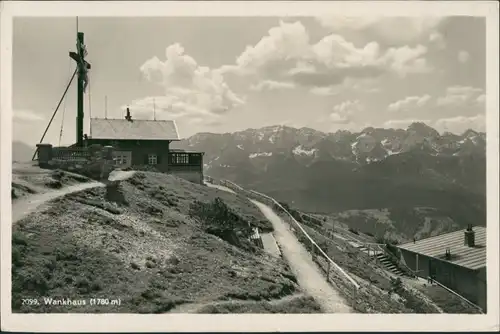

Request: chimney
left=125, top=107, right=132, bottom=121
left=464, top=224, right=475, bottom=247
left=445, top=248, right=452, bottom=260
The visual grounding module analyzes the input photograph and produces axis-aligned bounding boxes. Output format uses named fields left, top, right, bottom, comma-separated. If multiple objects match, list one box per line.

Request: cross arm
left=69, top=52, right=91, bottom=69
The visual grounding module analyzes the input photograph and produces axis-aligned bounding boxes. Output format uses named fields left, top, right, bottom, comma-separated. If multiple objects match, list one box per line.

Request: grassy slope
left=12, top=171, right=314, bottom=313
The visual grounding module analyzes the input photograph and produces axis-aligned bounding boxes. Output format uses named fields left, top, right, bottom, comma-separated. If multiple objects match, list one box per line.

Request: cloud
left=333, top=100, right=364, bottom=114
left=330, top=121, right=368, bottom=132
left=309, top=77, right=379, bottom=96
left=309, top=34, right=431, bottom=79
left=227, top=20, right=432, bottom=90
left=476, top=94, right=486, bottom=104
left=388, top=94, right=431, bottom=112
left=330, top=100, right=364, bottom=124
left=315, top=16, right=444, bottom=45
left=123, top=95, right=224, bottom=126
left=436, top=86, right=484, bottom=107
left=250, top=80, right=295, bottom=91
left=381, top=44, right=431, bottom=76
left=429, top=32, right=446, bottom=49
left=310, top=86, right=339, bottom=96
left=234, top=21, right=311, bottom=74
left=458, top=50, right=470, bottom=63
left=433, top=114, right=485, bottom=134
left=135, top=43, right=245, bottom=122
left=346, top=78, right=381, bottom=93
left=383, top=118, right=431, bottom=129
left=384, top=114, right=486, bottom=134
left=329, top=113, right=350, bottom=124
left=13, top=109, right=44, bottom=122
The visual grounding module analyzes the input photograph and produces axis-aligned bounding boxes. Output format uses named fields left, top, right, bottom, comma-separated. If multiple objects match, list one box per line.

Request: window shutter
left=144, top=154, right=149, bottom=165
left=157, top=154, right=162, bottom=164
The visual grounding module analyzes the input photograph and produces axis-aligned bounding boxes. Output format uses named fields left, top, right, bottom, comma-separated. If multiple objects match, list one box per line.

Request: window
left=190, top=154, right=201, bottom=165
left=171, top=153, right=189, bottom=165
left=114, top=155, right=127, bottom=166
left=148, top=154, right=158, bottom=165
left=113, top=151, right=131, bottom=167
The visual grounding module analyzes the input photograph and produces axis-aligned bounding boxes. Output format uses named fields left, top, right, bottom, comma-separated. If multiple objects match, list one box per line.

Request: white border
left=1, top=1, right=499, bottom=332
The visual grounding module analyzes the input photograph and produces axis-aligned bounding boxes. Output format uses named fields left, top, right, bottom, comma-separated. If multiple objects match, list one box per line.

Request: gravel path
left=12, top=170, right=135, bottom=224
left=250, top=199, right=353, bottom=313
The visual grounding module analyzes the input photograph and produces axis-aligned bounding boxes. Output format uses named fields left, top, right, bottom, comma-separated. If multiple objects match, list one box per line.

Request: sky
left=12, top=16, right=486, bottom=145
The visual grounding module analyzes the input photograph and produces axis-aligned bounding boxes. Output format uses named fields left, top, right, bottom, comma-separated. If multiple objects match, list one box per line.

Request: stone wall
left=36, top=143, right=115, bottom=179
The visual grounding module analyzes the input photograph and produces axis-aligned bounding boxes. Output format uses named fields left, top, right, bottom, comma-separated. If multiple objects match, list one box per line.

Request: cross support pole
left=32, top=68, right=78, bottom=161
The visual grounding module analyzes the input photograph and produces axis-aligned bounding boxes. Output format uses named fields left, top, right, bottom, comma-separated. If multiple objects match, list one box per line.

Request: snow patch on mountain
left=351, top=141, right=358, bottom=153
left=366, top=157, right=381, bottom=163
left=385, top=148, right=400, bottom=156
left=357, top=133, right=368, bottom=140
left=249, top=152, right=273, bottom=159
left=237, top=145, right=244, bottom=150
left=293, top=145, right=317, bottom=156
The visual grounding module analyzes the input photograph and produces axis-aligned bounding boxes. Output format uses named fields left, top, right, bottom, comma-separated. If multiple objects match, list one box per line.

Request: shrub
left=348, top=227, right=359, bottom=235
left=278, top=201, right=291, bottom=212
left=45, top=180, right=63, bottom=189
left=12, top=231, right=28, bottom=246
left=190, top=197, right=253, bottom=250
left=12, top=247, right=23, bottom=267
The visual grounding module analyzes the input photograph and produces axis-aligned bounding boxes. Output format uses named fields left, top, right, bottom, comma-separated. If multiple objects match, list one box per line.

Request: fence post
left=311, top=239, right=315, bottom=259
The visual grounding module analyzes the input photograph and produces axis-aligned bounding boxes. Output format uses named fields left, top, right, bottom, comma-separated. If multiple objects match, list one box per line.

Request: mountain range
left=174, top=122, right=486, bottom=241
left=12, top=141, right=35, bottom=163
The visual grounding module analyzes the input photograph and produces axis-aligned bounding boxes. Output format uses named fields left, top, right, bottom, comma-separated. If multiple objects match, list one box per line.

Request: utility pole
left=105, top=96, right=108, bottom=119
left=69, top=31, right=91, bottom=147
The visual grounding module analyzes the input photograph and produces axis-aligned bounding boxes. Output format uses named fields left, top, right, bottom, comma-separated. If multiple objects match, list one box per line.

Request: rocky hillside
left=173, top=122, right=486, bottom=241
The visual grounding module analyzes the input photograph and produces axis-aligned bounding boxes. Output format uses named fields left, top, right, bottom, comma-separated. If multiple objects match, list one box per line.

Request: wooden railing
left=51, top=147, right=91, bottom=160
left=250, top=188, right=361, bottom=290
left=211, top=177, right=360, bottom=291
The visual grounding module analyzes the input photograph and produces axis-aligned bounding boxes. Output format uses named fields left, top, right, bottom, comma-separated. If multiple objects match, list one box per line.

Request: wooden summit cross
left=69, top=32, right=91, bottom=147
